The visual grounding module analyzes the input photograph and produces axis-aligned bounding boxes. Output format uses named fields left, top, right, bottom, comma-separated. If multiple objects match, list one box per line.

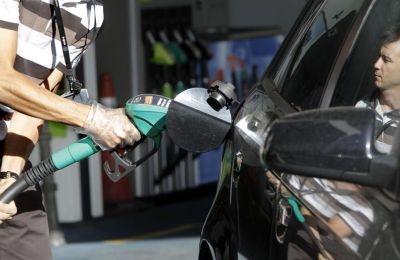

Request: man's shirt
left=355, top=98, right=398, bottom=153
left=0, top=0, right=104, bottom=84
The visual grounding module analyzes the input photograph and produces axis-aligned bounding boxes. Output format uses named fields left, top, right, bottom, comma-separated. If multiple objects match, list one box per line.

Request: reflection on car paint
left=216, top=140, right=234, bottom=194
left=233, top=88, right=287, bottom=165
left=281, top=174, right=391, bottom=258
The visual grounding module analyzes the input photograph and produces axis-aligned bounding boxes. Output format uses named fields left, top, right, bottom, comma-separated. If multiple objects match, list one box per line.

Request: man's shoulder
left=355, top=89, right=379, bottom=108
left=355, top=99, right=370, bottom=108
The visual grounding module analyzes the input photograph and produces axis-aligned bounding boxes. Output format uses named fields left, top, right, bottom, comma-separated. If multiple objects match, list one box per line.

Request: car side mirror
left=261, top=107, right=399, bottom=188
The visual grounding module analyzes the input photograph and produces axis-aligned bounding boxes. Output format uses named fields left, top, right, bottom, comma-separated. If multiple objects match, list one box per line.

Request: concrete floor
left=50, top=193, right=214, bottom=260
left=52, top=237, right=200, bottom=260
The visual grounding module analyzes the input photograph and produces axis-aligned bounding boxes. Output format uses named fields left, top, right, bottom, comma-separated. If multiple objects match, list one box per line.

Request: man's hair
left=381, top=24, right=400, bottom=45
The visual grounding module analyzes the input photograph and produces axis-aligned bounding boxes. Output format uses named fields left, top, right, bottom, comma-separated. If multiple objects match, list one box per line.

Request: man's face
left=374, top=39, right=400, bottom=90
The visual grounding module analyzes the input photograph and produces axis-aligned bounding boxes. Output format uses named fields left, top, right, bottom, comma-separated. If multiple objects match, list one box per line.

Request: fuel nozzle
left=207, top=81, right=237, bottom=111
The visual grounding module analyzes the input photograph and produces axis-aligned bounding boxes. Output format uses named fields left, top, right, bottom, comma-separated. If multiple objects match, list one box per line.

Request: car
left=198, top=0, right=400, bottom=259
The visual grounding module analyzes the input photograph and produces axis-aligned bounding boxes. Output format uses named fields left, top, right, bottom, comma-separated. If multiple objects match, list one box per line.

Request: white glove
left=80, top=101, right=141, bottom=150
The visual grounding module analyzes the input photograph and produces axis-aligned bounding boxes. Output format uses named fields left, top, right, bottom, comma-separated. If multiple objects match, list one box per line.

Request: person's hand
left=80, top=102, right=141, bottom=150
left=0, top=178, right=17, bottom=223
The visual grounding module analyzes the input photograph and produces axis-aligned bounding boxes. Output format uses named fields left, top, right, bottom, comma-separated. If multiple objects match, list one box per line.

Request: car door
left=199, top=0, right=400, bottom=259
left=267, top=0, right=400, bottom=259
left=201, top=0, right=353, bottom=258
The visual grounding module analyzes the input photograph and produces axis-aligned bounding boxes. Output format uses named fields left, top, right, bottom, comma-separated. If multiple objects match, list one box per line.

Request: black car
left=198, top=0, right=400, bottom=259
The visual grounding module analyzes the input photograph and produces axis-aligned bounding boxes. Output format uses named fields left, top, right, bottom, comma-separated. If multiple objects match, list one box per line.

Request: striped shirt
left=286, top=175, right=374, bottom=253
left=0, top=0, right=104, bottom=84
left=355, top=97, right=398, bottom=153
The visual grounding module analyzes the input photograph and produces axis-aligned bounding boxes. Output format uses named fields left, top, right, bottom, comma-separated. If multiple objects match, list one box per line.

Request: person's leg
left=0, top=184, right=52, bottom=260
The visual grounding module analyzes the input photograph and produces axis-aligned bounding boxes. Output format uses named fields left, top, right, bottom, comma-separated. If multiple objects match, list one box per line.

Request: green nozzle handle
left=125, top=94, right=170, bottom=145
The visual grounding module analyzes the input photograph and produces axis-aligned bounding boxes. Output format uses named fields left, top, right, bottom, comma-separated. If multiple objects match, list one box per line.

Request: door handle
left=275, top=197, right=292, bottom=243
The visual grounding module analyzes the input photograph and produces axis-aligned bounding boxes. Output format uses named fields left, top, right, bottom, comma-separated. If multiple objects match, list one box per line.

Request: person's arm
left=0, top=36, right=70, bottom=222
left=0, top=29, right=141, bottom=221
left=0, top=69, right=64, bottom=174
left=0, top=109, right=42, bottom=222
left=0, top=28, right=140, bottom=149
left=0, top=28, right=90, bottom=126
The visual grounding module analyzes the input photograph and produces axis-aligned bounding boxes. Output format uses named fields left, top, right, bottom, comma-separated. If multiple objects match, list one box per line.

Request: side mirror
left=261, top=107, right=399, bottom=188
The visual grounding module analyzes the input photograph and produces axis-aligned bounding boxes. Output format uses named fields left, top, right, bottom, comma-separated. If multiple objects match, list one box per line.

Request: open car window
left=279, top=0, right=365, bottom=111
left=331, top=0, right=400, bottom=107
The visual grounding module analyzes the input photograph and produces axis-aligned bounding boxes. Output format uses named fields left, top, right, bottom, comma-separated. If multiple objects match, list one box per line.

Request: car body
left=198, top=0, right=400, bottom=259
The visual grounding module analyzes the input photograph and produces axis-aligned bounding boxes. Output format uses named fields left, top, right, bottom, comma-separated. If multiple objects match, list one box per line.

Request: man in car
left=356, top=24, right=400, bottom=153
left=268, top=26, right=400, bottom=258
left=0, top=0, right=141, bottom=259
left=302, top=24, right=400, bottom=254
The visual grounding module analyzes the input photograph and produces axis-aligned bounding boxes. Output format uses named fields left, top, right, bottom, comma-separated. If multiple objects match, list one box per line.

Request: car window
left=331, top=0, right=400, bottom=106
left=280, top=0, right=365, bottom=111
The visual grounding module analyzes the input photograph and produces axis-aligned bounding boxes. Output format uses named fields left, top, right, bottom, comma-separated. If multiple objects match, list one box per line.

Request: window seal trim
left=264, top=0, right=326, bottom=91
left=319, top=0, right=376, bottom=108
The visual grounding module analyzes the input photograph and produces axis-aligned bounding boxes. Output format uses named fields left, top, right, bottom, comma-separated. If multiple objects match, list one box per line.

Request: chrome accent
left=275, top=198, right=292, bottom=244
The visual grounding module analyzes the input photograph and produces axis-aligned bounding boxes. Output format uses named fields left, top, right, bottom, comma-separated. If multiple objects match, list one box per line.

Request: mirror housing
left=261, top=107, right=399, bottom=188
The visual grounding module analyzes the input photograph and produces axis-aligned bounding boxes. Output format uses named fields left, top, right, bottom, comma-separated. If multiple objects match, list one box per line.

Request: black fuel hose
left=0, top=158, right=56, bottom=203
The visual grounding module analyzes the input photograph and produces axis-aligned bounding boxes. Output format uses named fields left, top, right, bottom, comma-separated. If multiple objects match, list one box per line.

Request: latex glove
left=0, top=178, right=17, bottom=223
left=81, top=101, right=141, bottom=150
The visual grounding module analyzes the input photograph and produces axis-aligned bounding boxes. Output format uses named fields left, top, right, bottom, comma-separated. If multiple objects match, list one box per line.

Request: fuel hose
left=0, top=137, right=99, bottom=203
